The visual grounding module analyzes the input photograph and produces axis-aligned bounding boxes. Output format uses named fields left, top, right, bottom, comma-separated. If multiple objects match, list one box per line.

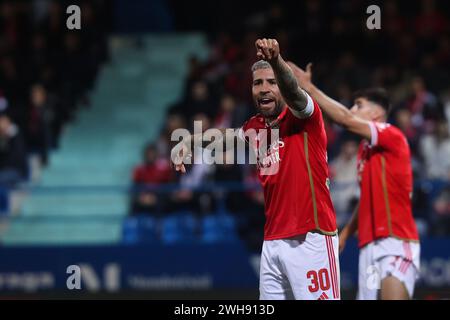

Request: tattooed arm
left=171, top=128, right=242, bottom=173
left=255, top=38, right=312, bottom=118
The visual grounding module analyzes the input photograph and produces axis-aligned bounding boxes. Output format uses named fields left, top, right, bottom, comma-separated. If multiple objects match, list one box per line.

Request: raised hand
left=171, top=142, right=191, bottom=174
left=255, top=38, right=280, bottom=62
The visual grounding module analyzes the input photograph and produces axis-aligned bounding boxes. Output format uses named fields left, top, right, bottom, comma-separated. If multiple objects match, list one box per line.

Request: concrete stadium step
left=2, top=34, right=208, bottom=246
left=2, top=219, right=122, bottom=245
left=20, top=193, right=128, bottom=216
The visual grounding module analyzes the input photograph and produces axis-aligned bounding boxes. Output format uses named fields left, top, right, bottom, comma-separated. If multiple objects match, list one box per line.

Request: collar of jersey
left=264, top=106, right=288, bottom=128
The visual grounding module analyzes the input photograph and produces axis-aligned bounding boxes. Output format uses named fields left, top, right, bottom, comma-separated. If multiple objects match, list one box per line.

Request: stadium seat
left=161, top=213, right=199, bottom=244
left=138, top=216, right=159, bottom=243
left=122, top=217, right=140, bottom=244
left=201, top=214, right=238, bottom=244
left=1, top=34, right=208, bottom=245
left=122, top=216, right=158, bottom=244
left=161, top=216, right=183, bottom=244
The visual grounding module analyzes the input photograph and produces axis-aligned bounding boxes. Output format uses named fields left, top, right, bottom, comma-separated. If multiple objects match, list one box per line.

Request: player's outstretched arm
left=288, top=62, right=372, bottom=140
left=255, top=39, right=310, bottom=118
left=171, top=128, right=237, bottom=173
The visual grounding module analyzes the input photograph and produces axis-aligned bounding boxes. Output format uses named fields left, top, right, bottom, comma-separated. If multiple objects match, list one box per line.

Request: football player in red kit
left=289, top=62, right=420, bottom=300
left=172, top=39, right=340, bottom=300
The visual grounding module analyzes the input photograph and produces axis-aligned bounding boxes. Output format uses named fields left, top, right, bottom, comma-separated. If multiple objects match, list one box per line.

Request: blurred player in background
left=289, top=62, right=420, bottom=300
left=172, top=39, right=340, bottom=300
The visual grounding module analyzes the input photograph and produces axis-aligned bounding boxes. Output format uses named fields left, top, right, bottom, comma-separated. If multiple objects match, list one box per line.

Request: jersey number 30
left=307, top=269, right=331, bottom=292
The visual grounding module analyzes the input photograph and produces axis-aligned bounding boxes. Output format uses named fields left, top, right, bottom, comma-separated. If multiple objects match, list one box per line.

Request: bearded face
left=252, top=67, right=284, bottom=120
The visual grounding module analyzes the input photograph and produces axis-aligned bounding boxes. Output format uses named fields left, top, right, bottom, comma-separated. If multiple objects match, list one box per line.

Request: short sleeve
left=285, top=97, right=323, bottom=134
left=289, top=90, right=315, bottom=119
left=369, top=122, right=404, bottom=151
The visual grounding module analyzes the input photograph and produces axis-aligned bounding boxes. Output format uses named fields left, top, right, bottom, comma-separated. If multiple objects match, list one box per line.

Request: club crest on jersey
left=257, top=139, right=285, bottom=172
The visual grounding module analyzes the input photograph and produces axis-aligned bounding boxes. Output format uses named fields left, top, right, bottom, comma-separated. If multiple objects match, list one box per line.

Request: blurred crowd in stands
left=131, top=0, right=450, bottom=250
left=0, top=0, right=448, bottom=250
left=0, top=0, right=110, bottom=192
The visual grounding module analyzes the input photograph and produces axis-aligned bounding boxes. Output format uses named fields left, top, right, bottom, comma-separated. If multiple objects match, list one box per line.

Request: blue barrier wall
left=0, top=238, right=449, bottom=294
left=0, top=242, right=257, bottom=292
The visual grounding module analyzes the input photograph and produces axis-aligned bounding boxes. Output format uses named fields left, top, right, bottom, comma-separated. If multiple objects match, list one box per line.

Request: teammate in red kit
left=289, top=62, right=420, bottom=300
left=172, top=39, right=340, bottom=300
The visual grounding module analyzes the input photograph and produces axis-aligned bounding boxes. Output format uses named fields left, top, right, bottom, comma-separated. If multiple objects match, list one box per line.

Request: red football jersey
left=240, top=100, right=337, bottom=240
left=357, top=122, right=419, bottom=248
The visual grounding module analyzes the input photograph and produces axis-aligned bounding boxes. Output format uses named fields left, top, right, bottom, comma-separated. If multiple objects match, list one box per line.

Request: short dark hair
left=251, top=60, right=272, bottom=72
left=353, top=87, right=391, bottom=116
